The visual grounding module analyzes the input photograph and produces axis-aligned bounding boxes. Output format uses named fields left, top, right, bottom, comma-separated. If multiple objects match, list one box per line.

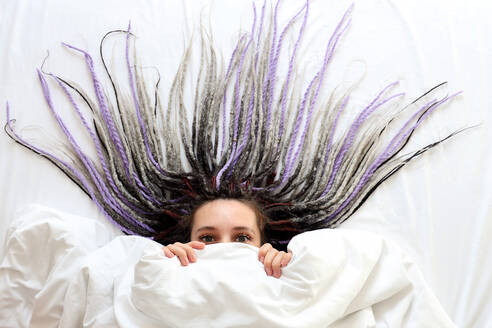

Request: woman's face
left=190, top=199, right=261, bottom=247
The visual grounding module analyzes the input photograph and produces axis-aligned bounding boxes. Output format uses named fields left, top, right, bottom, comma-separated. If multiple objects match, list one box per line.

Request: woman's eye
left=235, top=234, right=251, bottom=243
left=199, top=235, right=215, bottom=243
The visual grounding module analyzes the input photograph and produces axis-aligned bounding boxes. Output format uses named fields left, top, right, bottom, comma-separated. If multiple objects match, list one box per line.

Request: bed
left=1, top=0, right=491, bottom=326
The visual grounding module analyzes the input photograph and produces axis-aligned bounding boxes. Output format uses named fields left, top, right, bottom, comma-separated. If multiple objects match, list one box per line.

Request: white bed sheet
left=0, top=0, right=491, bottom=326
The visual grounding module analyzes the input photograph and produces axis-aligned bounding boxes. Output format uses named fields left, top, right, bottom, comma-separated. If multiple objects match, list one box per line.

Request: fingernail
left=259, top=256, right=264, bottom=262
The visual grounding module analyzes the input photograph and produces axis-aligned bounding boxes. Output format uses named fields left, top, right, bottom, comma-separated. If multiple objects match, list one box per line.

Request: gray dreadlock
left=5, top=1, right=463, bottom=249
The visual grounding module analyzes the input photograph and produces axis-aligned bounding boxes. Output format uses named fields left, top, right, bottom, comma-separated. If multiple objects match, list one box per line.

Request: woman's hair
left=5, top=1, right=463, bottom=250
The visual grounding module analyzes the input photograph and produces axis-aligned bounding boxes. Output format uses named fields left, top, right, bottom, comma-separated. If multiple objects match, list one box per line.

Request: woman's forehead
left=193, top=199, right=257, bottom=228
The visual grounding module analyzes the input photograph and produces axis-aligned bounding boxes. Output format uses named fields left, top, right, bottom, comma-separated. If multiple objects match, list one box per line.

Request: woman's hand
left=163, top=241, right=292, bottom=279
left=258, top=243, right=293, bottom=278
left=162, top=241, right=205, bottom=266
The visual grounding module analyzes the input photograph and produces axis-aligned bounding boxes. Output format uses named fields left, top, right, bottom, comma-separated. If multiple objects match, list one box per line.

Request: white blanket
left=0, top=205, right=455, bottom=327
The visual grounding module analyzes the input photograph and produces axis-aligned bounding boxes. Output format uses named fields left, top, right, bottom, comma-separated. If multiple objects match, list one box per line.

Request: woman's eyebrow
left=196, top=226, right=217, bottom=233
left=232, top=227, right=256, bottom=235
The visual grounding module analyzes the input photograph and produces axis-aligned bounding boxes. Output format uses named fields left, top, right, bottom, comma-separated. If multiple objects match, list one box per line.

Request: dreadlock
left=5, top=1, right=463, bottom=250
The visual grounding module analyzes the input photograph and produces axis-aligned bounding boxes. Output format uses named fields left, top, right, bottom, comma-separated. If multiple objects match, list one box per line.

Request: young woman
left=6, top=1, right=461, bottom=264
left=162, top=199, right=293, bottom=278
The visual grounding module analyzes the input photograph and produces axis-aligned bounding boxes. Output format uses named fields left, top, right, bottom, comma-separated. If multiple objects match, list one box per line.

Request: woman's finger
left=271, top=251, right=286, bottom=278
left=263, top=248, right=278, bottom=276
left=162, top=246, right=175, bottom=258
left=258, top=243, right=273, bottom=263
left=188, top=241, right=206, bottom=250
left=167, top=244, right=189, bottom=266
left=174, top=242, right=197, bottom=263
left=281, top=251, right=293, bottom=267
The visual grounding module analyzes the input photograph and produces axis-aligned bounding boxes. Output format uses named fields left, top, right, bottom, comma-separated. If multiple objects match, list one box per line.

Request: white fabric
left=0, top=205, right=455, bottom=327
left=1, top=0, right=491, bottom=326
